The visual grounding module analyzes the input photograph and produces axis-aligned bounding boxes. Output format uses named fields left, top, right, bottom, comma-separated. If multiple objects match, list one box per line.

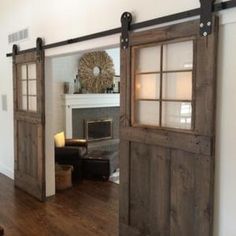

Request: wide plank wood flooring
left=0, top=174, right=118, bottom=236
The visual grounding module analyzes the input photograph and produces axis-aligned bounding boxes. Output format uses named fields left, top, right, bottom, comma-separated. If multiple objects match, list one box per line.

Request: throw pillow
left=54, top=132, right=65, bottom=147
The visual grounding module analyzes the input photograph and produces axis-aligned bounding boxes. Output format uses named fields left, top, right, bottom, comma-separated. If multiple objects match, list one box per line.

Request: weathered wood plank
left=130, top=142, right=151, bottom=235
left=119, top=39, right=132, bottom=230
left=119, top=140, right=130, bottom=226
left=120, top=45, right=131, bottom=128
left=170, top=150, right=195, bottom=236
left=149, top=145, right=170, bottom=236
left=194, top=17, right=219, bottom=136
left=193, top=155, right=214, bottom=236
left=129, top=143, right=171, bottom=236
left=170, top=150, right=214, bottom=236
left=130, top=20, right=199, bottom=46
left=15, top=51, right=37, bottom=64
left=120, top=127, right=212, bottom=156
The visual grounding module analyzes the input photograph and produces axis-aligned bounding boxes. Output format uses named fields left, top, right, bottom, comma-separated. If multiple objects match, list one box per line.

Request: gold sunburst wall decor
left=78, top=51, right=115, bottom=93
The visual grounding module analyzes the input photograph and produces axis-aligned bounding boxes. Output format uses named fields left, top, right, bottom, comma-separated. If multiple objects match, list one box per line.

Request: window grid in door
left=132, top=40, right=194, bottom=130
left=19, top=63, right=37, bottom=112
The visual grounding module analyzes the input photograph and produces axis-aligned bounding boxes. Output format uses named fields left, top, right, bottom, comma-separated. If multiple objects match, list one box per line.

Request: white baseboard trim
left=0, top=163, right=14, bottom=179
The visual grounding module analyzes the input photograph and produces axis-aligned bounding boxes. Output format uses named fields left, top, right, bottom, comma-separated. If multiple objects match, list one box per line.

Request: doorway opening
left=45, top=45, right=120, bottom=200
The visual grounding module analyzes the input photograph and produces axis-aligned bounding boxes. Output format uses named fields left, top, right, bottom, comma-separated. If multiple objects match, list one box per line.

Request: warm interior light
left=176, top=73, right=192, bottom=99
left=184, top=63, right=193, bottom=68
left=135, top=74, right=160, bottom=99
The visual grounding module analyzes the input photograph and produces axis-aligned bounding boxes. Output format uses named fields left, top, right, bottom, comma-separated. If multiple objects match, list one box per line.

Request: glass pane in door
left=135, top=45, right=161, bottom=73
left=163, top=41, right=193, bottom=71
left=21, top=95, right=27, bottom=111
left=21, top=81, right=27, bottom=96
left=135, top=74, right=160, bottom=99
left=28, top=63, right=37, bottom=79
left=135, top=101, right=160, bottom=126
left=28, top=80, right=37, bottom=96
left=28, top=96, right=37, bottom=112
left=21, top=65, right=27, bottom=80
left=162, top=101, right=192, bottom=129
left=162, top=72, right=192, bottom=100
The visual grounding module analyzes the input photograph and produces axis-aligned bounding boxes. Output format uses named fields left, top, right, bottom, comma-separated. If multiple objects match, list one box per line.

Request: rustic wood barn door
left=12, top=39, right=46, bottom=201
left=119, top=18, right=218, bottom=236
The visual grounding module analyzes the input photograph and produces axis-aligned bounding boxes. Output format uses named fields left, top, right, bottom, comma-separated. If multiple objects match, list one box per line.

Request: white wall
left=51, top=54, right=81, bottom=134
left=0, top=0, right=236, bottom=235
left=214, top=17, right=236, bottom=236
left=50, top=48, right=120, bottom=134
left=51, top=48, right=120, bottom=84
left=106, top=48, right=120, bottom=75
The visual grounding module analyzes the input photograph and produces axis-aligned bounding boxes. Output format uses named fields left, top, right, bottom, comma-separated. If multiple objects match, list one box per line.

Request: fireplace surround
left=85, top=118, right=113, bottom=141
left=64, top=94, right=120, bottom=139
left=72, top=106, right=119, bottom=140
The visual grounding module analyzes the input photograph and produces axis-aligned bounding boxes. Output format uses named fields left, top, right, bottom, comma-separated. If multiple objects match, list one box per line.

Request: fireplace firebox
left=85, top=118, right=113, bottom=141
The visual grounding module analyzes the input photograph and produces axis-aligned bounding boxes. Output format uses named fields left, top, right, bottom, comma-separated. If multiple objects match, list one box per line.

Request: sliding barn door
left=119, top=19, right=218, bottom=236
left=13, top=39, right=46, bottom=201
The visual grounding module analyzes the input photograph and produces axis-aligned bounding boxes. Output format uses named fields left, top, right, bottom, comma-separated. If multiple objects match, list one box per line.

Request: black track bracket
left=121, top=12, right=132, bottom=49
left=199, top=0, right=216, bottom=37
left=36, top=37, right=44, bottom=61
left=12, top=44, right=18, bottom=64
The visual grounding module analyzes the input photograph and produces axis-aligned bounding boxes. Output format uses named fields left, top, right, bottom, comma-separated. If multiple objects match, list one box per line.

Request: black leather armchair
left=55, top=139, right=88, bottom=180
left=0, top=225, right=4, bottom=236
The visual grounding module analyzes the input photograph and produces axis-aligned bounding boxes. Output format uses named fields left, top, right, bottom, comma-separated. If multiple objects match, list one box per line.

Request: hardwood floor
left=0, top=174, right=118, bottom=236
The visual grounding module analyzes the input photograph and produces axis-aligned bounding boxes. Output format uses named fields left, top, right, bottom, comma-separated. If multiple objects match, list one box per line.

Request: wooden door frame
left=12, top=38, right=46, bottom=201
left=119, top=18, right=218, bottom=236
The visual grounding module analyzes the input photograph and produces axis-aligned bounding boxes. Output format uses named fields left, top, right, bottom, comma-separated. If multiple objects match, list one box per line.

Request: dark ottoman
left=82, top=150, right=118, bottom=180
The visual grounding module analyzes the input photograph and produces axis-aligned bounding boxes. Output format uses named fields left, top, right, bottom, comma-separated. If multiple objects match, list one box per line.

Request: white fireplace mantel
left=63, top=94, right=120, bottom=138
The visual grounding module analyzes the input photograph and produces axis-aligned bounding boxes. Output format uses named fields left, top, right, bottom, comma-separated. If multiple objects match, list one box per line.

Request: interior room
left=0, top=1, right=236, bottom=236
left=49, top=47, right=121, bottom=189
